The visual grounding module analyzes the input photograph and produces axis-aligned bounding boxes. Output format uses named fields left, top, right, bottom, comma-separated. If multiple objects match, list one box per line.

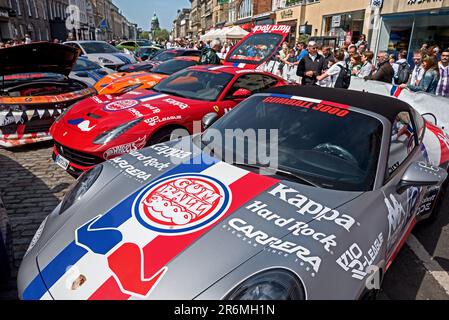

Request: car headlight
left=60, top=164, right=103, bottom=214
left=24, top=216, right=48, bottom=257
left=93, top=118, right=143, bottom=145
left=98, top=57, right=114, bottom=64
left=225, top=269, right=305, bottom=300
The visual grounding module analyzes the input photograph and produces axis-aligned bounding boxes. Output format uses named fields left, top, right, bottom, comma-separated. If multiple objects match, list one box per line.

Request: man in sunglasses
left=296, top=41, right=325, bottom=86
left=436, top=48, right=449, bottom=97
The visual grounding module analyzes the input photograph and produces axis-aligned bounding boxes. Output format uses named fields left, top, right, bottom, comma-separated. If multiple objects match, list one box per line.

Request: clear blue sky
left=112, top=0, right=191, bottom=31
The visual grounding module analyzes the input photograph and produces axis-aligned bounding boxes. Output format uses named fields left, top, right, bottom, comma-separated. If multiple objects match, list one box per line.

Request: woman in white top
left=357, top=51, right=374, bottom=79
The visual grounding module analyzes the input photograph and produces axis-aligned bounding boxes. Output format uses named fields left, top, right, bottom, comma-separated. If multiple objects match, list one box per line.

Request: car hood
left=87, top=53, right=135, bottom=65
left=27, top=139, right=364, bottom=300
left=94, top=72, right=167, bottom=94
left=0, top=42, right=80, bottom=76
left=51, top=90, right=196, bottom=151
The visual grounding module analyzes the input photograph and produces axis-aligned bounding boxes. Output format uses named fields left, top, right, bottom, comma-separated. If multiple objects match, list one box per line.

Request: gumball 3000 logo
left=133, top=174, right=231, bottom=234
left=104, top=99, right=139, bottom=112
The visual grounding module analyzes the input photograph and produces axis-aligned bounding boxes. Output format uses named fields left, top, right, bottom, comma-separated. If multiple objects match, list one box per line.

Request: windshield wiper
left=231, top=162, right=320, bottom=188
left=156, top=89, right=192, bottom=99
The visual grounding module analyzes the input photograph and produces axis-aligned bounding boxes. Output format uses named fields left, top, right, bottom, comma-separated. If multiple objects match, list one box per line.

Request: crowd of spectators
left=273, top=34, right=449, bottom=98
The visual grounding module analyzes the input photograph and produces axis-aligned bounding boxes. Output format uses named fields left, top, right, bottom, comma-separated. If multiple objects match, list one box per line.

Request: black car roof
left=263, top=85, right=412, bottom=123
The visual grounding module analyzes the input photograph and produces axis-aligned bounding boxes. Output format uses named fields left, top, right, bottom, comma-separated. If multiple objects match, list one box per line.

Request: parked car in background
left=116, top=40, right=153, bottom=53
left=94, top=56, right=200, bottom=95
left=118, top=49, right=202, bottom=73
left=0, top=42, right=95, bottom=147
left=69, top=57, right=114, bottom=87
left=135, top=46, right=163, bottom=61
left=150, top=49, right=201, bottom=62
left=64, top=41, right=137, bottom=70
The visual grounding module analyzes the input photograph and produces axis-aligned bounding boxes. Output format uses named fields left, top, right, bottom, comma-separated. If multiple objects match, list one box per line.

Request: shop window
left=323, top=10, right=365, bottom=46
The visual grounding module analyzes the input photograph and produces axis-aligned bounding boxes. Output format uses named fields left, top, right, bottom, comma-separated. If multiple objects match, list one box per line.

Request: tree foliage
left=153, top=29, right=170, bottom=42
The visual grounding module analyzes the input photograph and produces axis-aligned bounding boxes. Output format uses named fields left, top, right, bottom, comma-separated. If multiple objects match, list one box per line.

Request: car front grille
left=55, top=142, right=104, bottom=167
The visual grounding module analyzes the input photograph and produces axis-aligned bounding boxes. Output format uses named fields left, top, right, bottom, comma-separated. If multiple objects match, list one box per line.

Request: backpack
left=394, top=61, right=412, bottom=85
left=334, top=63, right=351, bottom=89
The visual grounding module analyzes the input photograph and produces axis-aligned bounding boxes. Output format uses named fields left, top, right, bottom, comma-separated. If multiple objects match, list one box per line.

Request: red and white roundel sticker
left=133, top=174, right=230, bottom=234
left=104, top=99, right=139, bottom=112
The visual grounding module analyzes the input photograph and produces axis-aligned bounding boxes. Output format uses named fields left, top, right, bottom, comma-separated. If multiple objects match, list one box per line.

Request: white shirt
left=410, top=64, right=425, bottom=85
left=325, top=61, right=346, bottom=88
left=309, top=53, right=318, bottom=62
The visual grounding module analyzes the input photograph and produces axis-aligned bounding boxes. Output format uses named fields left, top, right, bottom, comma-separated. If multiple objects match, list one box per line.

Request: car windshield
left=81, top=42, right=120, bottom=54
left=73, top=58, right=101, bottom=71
left=226, top=33, right=284, bottom=65
left=138, top=47, right=159, bottom=55
left=137, top=40, right=152, bottom=46
left=153, top=69, right=233, bottom=101
left=200, top=94, right=383, bottom=191
left=151, top=50, right=178, bottom=62
left=151, top=59, right=198, bottom=75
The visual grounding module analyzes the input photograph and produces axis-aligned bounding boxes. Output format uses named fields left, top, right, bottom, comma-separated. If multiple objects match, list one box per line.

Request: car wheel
left=147, top=126, right=189, bottom=147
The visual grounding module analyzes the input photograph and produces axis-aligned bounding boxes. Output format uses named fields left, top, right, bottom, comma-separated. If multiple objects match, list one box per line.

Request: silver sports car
left=18, top=86, right=449, bottom=300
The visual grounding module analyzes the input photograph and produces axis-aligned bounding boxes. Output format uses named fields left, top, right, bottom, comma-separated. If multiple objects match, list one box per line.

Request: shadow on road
left=381, top=192, right=449, bottom=300
left=0, top=144, right=73, bottom=300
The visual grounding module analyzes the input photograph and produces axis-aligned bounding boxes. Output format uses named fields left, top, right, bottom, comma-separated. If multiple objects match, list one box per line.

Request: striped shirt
left=436, top=63, right=449, bottom=97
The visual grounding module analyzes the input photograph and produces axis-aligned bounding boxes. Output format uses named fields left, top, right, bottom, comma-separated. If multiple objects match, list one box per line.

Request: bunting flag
left=0, top=111, right=9, bottom=126
left=12, top=111, right=23, bottom=124
left=25, top=109, right=36, bottom=121
left=37, top=109, right=46, bottom=119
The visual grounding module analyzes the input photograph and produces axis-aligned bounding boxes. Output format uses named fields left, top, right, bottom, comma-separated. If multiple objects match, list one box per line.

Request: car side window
left=261, top=75, right=279, bottom=89
left=387, top=111, right=417, bottom=177
left=226, top=74, right=274, bottom=97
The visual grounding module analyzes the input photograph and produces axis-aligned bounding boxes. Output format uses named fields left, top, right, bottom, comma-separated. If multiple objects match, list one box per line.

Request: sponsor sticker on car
left=104, top=99, right=140, bottom=112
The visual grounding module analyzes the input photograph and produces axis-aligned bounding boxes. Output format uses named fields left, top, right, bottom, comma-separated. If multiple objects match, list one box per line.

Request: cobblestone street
left=0, top=142, right=75, bottom=299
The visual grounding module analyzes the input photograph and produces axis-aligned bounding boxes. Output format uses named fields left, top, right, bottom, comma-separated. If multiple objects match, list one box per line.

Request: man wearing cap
left=296, top=41, right=326, bottom=86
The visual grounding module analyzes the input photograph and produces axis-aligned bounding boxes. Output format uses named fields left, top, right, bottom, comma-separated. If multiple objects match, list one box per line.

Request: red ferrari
left=50, top=24, right=291, bottom=177
left=50, top=66, right=287, bottom=176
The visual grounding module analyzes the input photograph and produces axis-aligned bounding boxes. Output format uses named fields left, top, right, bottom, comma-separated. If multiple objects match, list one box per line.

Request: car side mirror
left=422, top=113, right=437, bottom=126
left=397, top=161, right=447, bottom=194
left=231, top=88, right=252, bottom=99
left=202, top=112, right=219, bottom=130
